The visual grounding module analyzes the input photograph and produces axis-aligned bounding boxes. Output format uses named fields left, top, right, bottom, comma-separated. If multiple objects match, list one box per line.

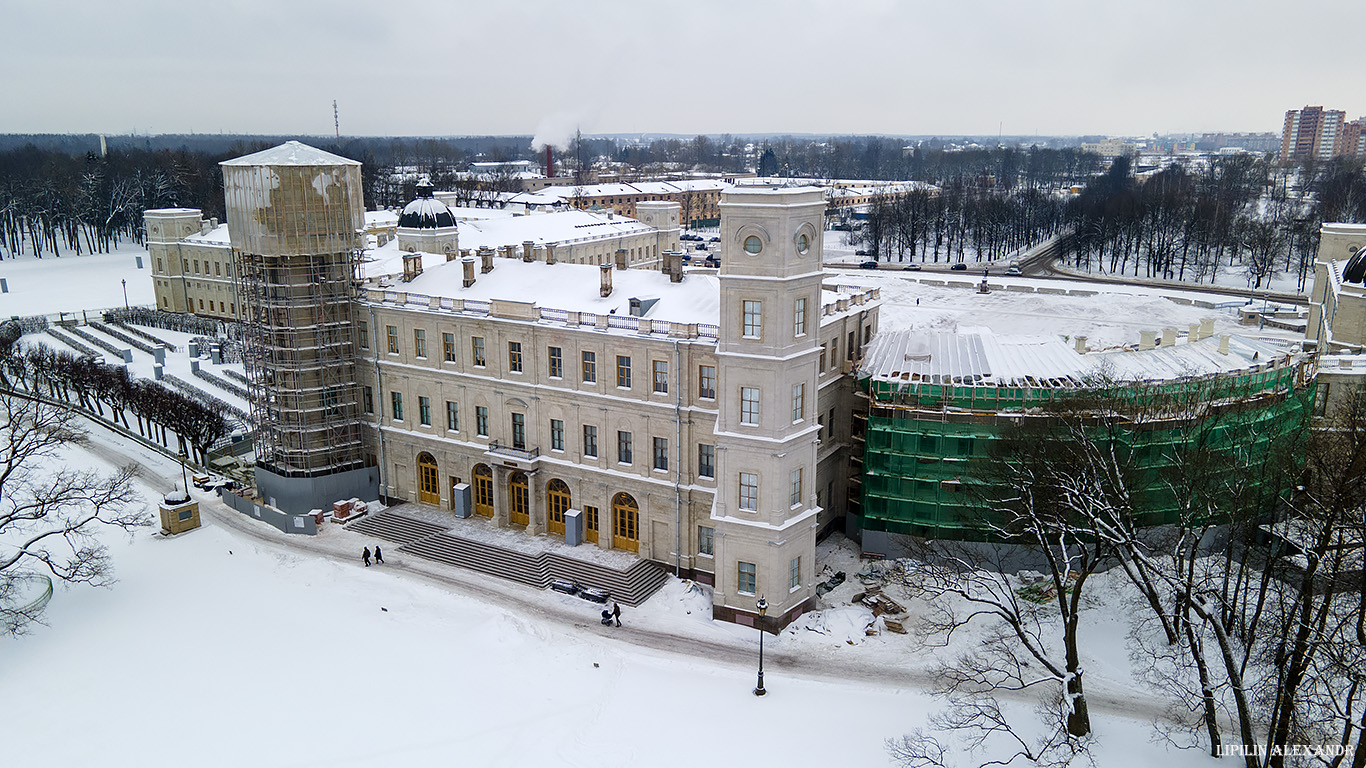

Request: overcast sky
left=3, top=0, right=1363, bottom=143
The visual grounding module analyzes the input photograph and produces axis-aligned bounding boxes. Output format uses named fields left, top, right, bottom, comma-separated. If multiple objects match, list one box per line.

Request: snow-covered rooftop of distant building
left=182, top=223, right=231, bottom=245
left=454, top=209, right=653, bottom=250
left=365, top=210, right=399, bottom=228
left=860, top=328, right=1296, bottom=388
left=220, top=141, right=360, bottom=167
left=361, top=252, right=721, bottom=325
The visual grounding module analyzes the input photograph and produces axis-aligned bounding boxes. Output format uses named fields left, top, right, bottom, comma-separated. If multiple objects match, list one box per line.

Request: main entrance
left=611, top=492, right=639, bottom=552
left=417, top=453, right=440, bottom=506
left=509, top=471, right=529, bottom=527
left=547, top=479, right=570, bottom=535
left=472, top=464, right=493, bottom=517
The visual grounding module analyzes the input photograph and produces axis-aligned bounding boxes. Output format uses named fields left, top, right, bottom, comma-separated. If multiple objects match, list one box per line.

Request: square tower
left=710, top=186, right=826, bottom=630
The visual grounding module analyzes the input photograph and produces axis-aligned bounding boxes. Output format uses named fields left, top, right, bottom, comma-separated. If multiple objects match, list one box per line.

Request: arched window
left=472, top=464, right=493, bottom=517
left=547, top=479, right=571, bottom=536
left=510, top=471, right=529, bottom=527
left=611, top=492, right=639, bottom=553
left=417, top=453, right=440, bottom=506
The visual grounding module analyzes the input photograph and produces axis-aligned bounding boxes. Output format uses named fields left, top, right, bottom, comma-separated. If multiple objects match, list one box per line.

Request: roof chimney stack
left=523, top=240, right=535, bottom=262
left=600, top=263, right=613, bottom=297
left=479, top=246, right=494, bottom=273
left=462, top=257, right=476, bottom=288
left=546, top=242, right=557, bottom=265
left=1162, top=328, right=1176, bottom=347
left=1139, top=330, right=1156, bottom=351
left=615, top=247, right=628, bottom=270
left=1074, top=335, right=1087, bottom=354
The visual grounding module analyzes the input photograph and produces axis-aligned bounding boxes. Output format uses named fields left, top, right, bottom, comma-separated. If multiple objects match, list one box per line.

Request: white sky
left=4, top=0, right=1364, bottom=139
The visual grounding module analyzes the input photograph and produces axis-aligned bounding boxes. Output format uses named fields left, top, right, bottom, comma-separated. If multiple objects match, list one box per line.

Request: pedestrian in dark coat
left=612, top=602, right=622, bottom=627
left=374, top=545, right=384, bottom=564
left=362, top=547, right=371, bottom=567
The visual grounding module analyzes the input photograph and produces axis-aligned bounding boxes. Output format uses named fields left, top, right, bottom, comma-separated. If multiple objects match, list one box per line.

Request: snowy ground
left=1, top=429, right=1221, bottom=768
left=0, top=244, right=155, bottom=318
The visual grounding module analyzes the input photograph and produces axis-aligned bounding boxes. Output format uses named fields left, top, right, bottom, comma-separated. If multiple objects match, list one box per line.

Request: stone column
left=528, top=469, right=544, bottom=534
left=492, top=464, right=510, bottom=528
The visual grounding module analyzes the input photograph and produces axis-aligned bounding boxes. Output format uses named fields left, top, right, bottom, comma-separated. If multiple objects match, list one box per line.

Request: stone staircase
left=347, top=511, right=668, bottom=606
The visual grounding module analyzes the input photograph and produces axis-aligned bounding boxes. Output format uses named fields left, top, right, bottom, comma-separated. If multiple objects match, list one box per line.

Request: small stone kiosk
left=159, top=490, right=202, bottom=536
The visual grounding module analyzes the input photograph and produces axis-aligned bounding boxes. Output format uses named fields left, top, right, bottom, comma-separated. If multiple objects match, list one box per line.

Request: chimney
left=546, top=242, right=557, bottom=265
left=665, top=250, right=683, bottom=283
left=546, top=146, right=554, bottom=178
left=504, top=244, right=517, bottom=261
left=1189, top=323, right=1200, bottom=342
left=479, top=246, right=494, bottom=273
left=1139, top=330, right=1156, bottom=350
left=523, top=240, right=535, bottom=262
left=1218, top=334, right=1230, bottom=355
left=462, top=257, right=476, bottom=288
left=402, top=253, right=423, bottom=282
left=1074, top=335, right=1087, bottom=354
left=1162, top=328, right=1176, bottom=347
left=600, top=263, right=613, bottom=297
left=1200, top=318, right=1215, bottom=340
left=615, top=247, right=628, bottom=270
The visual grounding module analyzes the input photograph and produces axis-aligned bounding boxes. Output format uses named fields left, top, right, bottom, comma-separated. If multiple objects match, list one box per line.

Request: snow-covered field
left=0, top=244, right=155, bottom=317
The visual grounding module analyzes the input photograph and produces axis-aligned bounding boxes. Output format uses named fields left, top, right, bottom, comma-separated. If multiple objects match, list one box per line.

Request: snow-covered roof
left=182, top=223, right=231, bottom=245
left=365, top=210, right=399, bottom=228
left=362, top=254, right=721, bottom=325
left=455, top=209, right=652, bottom=250
left=859, top=328, right=1296, bottom=388
left=220, top=141, right=359, bottom=167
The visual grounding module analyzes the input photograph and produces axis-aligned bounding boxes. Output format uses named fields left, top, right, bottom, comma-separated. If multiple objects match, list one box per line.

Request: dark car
left=709, top=236, right=720, bottom=242
left=854, top=249, right=869, bottom=256
left=902, top=263, right=922, bottom=271
left=950, top=263, right=968, bottom=271
left=859, top=260, right=879, bottom=270
left=694, top=243, right=708, bottom=251
left=704, top=256, right=720, bottom=268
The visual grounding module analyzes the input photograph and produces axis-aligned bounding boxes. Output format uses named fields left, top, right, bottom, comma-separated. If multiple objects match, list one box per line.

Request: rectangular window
left=740, top=387, right=760, bottom=425
left=687, top=355, right=715, bottom=400
left=617, top=431, right=633, bottom=464
left=789, top=556, right=801, bottom=591
left=737, top=561, right=757, bottom=594
left=819, top=344, right=827, bottom=373
left=387, top=325, right=399, bottom=354
left=198, top=299, right=204, bottom=310
left=583, top=425, right=598, bottom=457
left=698, top=444, right=715, bottom=479
left=418, top=396, right=431, bottom=426
left=363, top=386, right=373, bottom=414
left=791, top=383, right=805, bottom=422
left=794, top=297, right=807, bottom=337
left=443, top=332, right=455, bottom=362
left=508, top=341, right=523, bottom=373
left=193, top=259, right=199, bottom=274
left=414, top=329, right=427, bottom=358
left=476, top=406, right=489, bottom=437
left=582, top=351, right=597, bottom=383
left=511, top=413, right=526, bottom=450
left=789, top=467, right=803, bottom=507
left=653, top=437, right=668, bottom=471
left=847, top=331, right=855, bottom=361
left=358, top=322, right=369, bottom=349
left=548, top=346, right=563, bottom=378
left=652, top=360, right=668, bottom=393
left=698, top=525, right=714, bottom=557
left=617, top=355, right=631, bottom=388
left=472, top=337, right=486, bottom=367
left=390, top=391, right=403, bottom=421
left=743, top=300, right=762, bottom=338
left=739, top=472, right=758, bottom=511
left=446, top=401, right=459, bottom=431
left=550, top=419, right=564, bottom=451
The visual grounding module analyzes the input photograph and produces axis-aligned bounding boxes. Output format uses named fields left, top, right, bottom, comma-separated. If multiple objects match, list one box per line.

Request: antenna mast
left=333, top=100, right=340, bottom=140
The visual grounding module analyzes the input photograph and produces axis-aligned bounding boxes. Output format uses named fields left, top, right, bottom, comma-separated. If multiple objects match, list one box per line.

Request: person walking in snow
left=374, top=545, right=384, bottom=564
left=612, top=601, right=622, bottom=627
left=362, top=547, right=371, bottom=567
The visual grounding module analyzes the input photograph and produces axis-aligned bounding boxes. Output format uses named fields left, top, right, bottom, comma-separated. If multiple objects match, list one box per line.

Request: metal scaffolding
left=223, top=143, right=367, bottom=479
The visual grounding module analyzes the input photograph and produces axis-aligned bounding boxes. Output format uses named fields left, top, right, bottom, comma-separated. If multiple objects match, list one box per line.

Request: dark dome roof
left=398, top=182, right=456, bottom=229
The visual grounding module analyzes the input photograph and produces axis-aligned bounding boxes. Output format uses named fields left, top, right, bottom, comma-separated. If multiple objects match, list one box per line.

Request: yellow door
left=510, top=472, right=529, bottom=527
left=584, top=505, right=600, bottom=544
left=547, top=480, right=570, bottom=536
left=473, top=464, right=494, bottom=517
left=417, top=453, right=440, bottom=506
left=611, top=493, right=639, bottom=553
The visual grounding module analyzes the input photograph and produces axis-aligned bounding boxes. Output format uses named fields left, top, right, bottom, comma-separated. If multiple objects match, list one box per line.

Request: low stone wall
left=221, top=490, right=317, bottom=535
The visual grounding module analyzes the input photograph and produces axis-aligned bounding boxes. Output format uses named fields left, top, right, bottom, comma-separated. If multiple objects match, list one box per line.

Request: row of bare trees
left=860, top=184, right=1068, bottom=265
left=891, top=378, right=1365, bottom=767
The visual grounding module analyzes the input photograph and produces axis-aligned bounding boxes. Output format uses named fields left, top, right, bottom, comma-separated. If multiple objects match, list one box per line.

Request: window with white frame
left=471, top=337, right=486, bottom=367
left=698, top=365, right=716, bottom=399
left=791, top=383, right=805, bottom=422
left=582, top=351, right=596, bottom=383
left=739, top=472, right=758, bottom=510
left=742, top=300, right=762, bottom=338
left=653, top=437, right=668, bottom=471
left=550, top=419, right=564, bottom=451
left=789, top=467, right=803, bottom=508
left=698, top=525, right=714, bottom=557
left=697, top=444, right=715, bottom=478
left=413, top=329, right=427, bottom=358
left=617, top=431, right=633, bottom=464
left=652, top=360, right=668, bottom=393
left=738, top=561, right=757, bottom=594
left=418, top=396, right=431, bottom=426
left=475, top=406, right=489, bottom=437
left=740, top=387, right=760, bottom=425
left=789, top=556, right=801, bottom=590
left=508, top=341, right=523, bottom=373
left=617, top=355, right=632, bottom=388
left=390, top=391, right=403, bottom=421
left=794, top=297, right=807, bottom=337
left=583, top=425, right=598, bottom=457
left=548, top=346, right=563, bottom=378
left=446, top=401, right=458, bottom=431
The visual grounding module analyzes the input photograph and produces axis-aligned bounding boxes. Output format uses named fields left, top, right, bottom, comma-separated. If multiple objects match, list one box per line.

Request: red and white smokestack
left=545, top=146, right=553, bottom=177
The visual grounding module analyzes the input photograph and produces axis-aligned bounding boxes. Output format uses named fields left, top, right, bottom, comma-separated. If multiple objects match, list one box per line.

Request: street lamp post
left=121, top=279, right=129, bottom=310
left=753, top=596, right=768, bottom=696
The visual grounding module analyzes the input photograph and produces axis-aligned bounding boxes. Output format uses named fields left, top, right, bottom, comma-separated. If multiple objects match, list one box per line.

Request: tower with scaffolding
left=222, top=141, right=378, bottom=513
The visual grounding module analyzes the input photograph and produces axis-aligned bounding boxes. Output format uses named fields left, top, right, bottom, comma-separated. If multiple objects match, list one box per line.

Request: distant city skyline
left=4, top=0, right=1364, bottom=143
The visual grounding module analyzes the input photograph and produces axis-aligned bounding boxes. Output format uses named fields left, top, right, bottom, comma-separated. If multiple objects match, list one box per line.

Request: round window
left=796, top=233, right=810, bottom=254
left=744, top=235, right=763, bottom=255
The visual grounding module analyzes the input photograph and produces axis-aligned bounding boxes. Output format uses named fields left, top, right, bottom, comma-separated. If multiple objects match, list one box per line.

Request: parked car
left=902, top=263, right=921, bottom=271
left=859, top=260, right=879, bottom=270
left=854, top=249, right=869, bottom=256
left=550, top=578, right=579, bottom=596
left=694, top=243, right=708, bottom=251
left=709, top=236, right=720, bottom=242
left=704, top=256, right=720, bottom=268
left=950, top=263, right=967, bottom=271
left=579, top=587, right=611, bottom=603
left=1006, top=262, right=1022, bottom=275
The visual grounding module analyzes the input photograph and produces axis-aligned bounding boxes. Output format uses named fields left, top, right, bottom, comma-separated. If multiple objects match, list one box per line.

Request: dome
left=398, top=182, right=456, bottom=229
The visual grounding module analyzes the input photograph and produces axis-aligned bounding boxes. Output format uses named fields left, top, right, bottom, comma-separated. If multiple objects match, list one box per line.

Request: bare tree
left=0, top=390, right=148, bottom=635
